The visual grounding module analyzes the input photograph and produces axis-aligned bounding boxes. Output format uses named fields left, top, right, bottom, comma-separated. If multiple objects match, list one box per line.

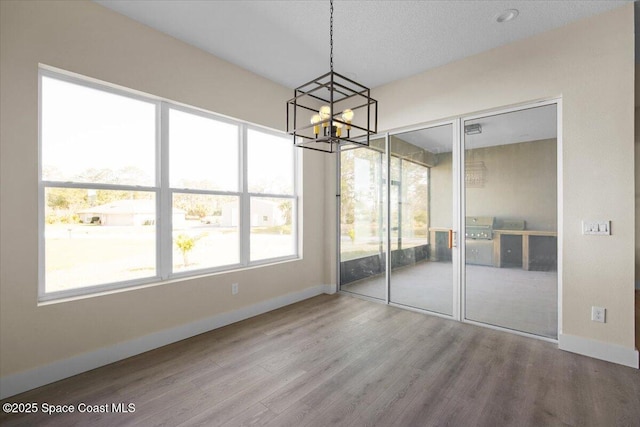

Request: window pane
left=250, top=197, right=295, bottom=261
left=44, top=188, right=156, bottom=293
left=41, top=76, right=155, bottom=186
left=169, top=109, right=238, bottom=191
left=247, top=129, right=293, bottom=194
left=390, top=156, right=401, bottom=251
left=173, top=193, right=239, bottom=272
left=464, top=104, right=558, bottom=338
left=401, top=160, right=429, bottom=248
left=339, top=141, right=387, bottom=301
left=340, top=147, right=384, bottom=261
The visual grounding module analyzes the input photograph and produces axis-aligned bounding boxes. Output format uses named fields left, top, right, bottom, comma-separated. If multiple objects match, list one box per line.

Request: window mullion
left=240, top=124, right=250, bottom=266
left=159, top=102, right=172, bottom=279
left=294, top=142, right=300, bottom=259
left=41, top=181, right=157, bottom=192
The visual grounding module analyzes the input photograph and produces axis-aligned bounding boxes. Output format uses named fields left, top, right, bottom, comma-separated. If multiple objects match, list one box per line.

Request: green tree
left=45, top=188, right=88, bottom=223
left=175, top=233, right=205, bottom=266
left=278, top=200, right=292, bottom=225
left=340, top=150, right=355, bottom=225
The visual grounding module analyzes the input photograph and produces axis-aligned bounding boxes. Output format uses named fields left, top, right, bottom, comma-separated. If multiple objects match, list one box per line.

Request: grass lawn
left=44, top=223, right=295, bottom=293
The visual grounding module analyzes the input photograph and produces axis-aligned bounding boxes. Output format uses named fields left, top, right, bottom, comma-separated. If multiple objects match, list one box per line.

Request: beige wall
left=634, top=105, right=640, bottom=289
left=335, top=5, right=634, bottom=348
left=0, top=0, right=327, bottom=377
left=429, top=140, right=556, bottom=231
left=636, top=65, right=640, bottom=289
left=430, top=153, right=454, bottom=229
left=465, top=140, right=557, bottom=231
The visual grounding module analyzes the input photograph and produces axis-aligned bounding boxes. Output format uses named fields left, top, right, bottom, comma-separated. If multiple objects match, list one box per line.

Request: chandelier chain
left=329, top=0, right=333, bottom=72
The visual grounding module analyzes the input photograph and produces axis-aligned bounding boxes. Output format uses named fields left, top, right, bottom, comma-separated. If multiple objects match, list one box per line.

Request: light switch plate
left=582, top=220, right=610, bottom=235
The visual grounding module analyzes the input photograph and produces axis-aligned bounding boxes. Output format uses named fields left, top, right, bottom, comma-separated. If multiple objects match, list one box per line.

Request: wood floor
left=1, top=293, right=639, bottom=427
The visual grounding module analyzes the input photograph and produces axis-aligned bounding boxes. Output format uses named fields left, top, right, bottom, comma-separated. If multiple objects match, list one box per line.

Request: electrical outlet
left=232, top=283, right=239, bottom=295
left=591, top=306, right=605, bottom=323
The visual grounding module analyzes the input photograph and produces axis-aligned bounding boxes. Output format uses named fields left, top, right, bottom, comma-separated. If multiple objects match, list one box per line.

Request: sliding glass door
left=463, top=104, right=558, bottom=338
left=338, top=101, right=559, bottom=340
left=388, top=125, right=455, bottom=315
left=339, top=138, right=387, bottom=300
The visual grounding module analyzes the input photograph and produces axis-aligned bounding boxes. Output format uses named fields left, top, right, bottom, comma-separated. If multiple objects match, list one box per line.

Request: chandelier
left=286, top=0, right=378, bottom=153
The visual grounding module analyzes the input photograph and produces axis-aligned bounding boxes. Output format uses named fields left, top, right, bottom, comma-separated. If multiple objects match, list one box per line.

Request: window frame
left=245, top=124, right=299, bottom=265
left=38, top=67, right=299, bottom=302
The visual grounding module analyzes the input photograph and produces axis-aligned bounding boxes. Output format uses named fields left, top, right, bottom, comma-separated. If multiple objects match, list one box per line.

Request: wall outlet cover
left=591, top=306, right=605, bottom=323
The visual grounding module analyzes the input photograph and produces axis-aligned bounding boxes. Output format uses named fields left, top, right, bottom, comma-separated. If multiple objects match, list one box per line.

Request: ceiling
left=93, top=0, right=635, bottom=90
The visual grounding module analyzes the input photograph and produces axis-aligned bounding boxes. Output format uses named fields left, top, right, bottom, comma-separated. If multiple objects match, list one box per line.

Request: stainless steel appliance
left=465, top=216, right=495, bottom=266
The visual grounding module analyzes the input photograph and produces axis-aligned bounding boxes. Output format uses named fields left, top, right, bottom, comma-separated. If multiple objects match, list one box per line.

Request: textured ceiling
left=93, top=0, right=633, bottom=90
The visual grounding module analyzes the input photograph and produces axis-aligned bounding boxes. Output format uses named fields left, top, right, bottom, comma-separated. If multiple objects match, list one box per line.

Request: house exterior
left=220, top=198, right=284, bottom=227
left=76, top=200, right=186, bottom=226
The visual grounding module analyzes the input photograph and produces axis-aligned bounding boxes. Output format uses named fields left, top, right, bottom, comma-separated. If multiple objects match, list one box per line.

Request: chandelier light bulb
left=319, top=105, right=331, bottom=118
left=319, top=105, right=331, bottom=128
left=341, top=109, right=354, bottom=122
left=310, top=114, right=321, bottom=135
left=342, top=109, right=354, bottom=131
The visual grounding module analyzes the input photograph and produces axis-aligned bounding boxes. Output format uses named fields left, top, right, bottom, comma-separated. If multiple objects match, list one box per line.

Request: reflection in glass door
left=337, top=102, right=559, bottom=341
left=463, top=104, right=558, bottom=338
left=389, top=125, right=455, bottom=315
left=339, top=138, right=387, bottom=300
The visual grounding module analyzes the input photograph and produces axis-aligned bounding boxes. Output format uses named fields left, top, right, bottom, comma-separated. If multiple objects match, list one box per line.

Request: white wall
left=326, top=4, right=636, bottom=363
left=0, top=0, right=328, bottom=390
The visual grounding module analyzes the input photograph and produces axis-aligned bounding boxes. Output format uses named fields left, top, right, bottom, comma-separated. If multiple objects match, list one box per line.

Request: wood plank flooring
left=1, top=293, right=639, bottom=426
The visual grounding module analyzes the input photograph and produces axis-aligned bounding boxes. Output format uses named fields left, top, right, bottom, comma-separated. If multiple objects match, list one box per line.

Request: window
left=247, top=129, right=296, bottom=262
left=39, top=69, right=298, bottom=300
left=168, top=107, right=241, bottom=273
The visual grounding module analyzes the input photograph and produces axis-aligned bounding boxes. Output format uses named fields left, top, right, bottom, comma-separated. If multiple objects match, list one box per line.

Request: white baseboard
left=559, top=333, right=639, bottom=369
left=0, top=284, right=333, bottom=399
left=323, top=283, right=337, bottom=294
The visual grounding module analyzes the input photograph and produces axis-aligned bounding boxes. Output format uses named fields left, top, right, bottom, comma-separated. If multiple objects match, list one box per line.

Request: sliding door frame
left=336, top=98, right=562, bottom=343
left=385, top=120, right=459, bottom=319
left=335, top=134, right=390, bottom=303
left=459, top=99, right=561, bottom=343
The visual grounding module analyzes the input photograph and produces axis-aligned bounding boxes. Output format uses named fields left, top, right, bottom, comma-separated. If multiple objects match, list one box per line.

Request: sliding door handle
left=448, top=230, right=457, bottom=249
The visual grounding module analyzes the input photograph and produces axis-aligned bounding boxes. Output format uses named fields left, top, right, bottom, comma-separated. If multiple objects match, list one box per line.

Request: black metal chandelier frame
left=286, top=0, right=378, bottom=153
